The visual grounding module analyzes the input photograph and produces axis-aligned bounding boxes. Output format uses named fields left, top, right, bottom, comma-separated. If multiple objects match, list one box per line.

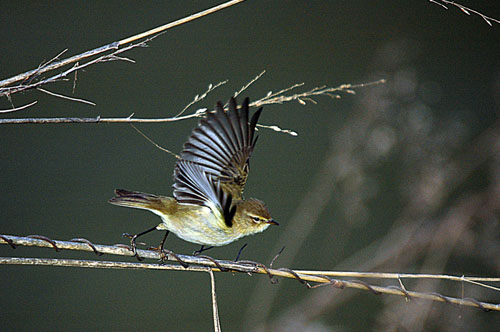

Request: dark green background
left=1, top=1, right=499, bottom=331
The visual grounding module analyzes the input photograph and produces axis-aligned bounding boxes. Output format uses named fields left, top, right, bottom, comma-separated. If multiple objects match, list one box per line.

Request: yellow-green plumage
left=109, top=97, right=277, bottom=249
left=109, top=189, right=273, bottom=246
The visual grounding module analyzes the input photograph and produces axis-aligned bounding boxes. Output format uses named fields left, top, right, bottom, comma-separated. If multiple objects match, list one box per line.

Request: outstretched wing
left=178, top=97, right=262, bottom=199
left=173, top=160, right=236, bottom=228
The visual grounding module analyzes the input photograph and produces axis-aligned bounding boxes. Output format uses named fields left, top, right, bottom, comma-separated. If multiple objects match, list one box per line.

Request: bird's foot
left=122, top=232, right=144, bottom=261
left=193, top=245, right=214, bottom=256
left=148, top=244, right=168, bottom=262
left=234, top=243, right=248, bottom=262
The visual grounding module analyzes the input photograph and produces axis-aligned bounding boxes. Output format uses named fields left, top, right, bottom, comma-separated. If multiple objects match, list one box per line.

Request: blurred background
left=1, top=1, right=499, bottom=331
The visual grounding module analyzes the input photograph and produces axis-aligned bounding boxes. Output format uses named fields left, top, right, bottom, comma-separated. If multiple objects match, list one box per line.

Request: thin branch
left=37, top=88, right=96, bottom=106
left=252, top=79, right=386, bottom=107
left=0, top=0, right=246, bottom=90
left=232, top=70, right=267, bottom=100
left=295, top=270, right=500, bottom=291
left=0, top=79, right=386, bottom=129
left=1, top=234, right=499, bottom=312
left=0, top=234, right=258, bottom=272
left=1, top=39, right=148, bottom=98
left=174, top=80, right=228, bottom=118
left=0, top=112, right=203, bottom=125
left=40, top=49, right=69, bottom=69
left=117, top=0, right=245, bottom=46
left=1, top=44, right=116, bottom=94
left=0, top=256, right=210, bottom=272
left=72, top=62, right=79, bottom=93
left=0, top=101, right=38, bottom=113
left=132, top=79, right=228, bottom=155
left=209, top=270, right=222, bottom=332
left=429, top=0, right=500, bottom=26
left=129, top=123, right=180, bottom=159
left=132, top=72, right=299, bottom=155
left=256, top=123, right=298, bottom=137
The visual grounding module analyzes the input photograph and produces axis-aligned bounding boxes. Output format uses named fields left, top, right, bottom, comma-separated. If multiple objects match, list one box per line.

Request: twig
left=40, top=49, right=69, bottom=69
left=174, top=80, right=228, bottom=118
left=429, top=0, right=500, bottom=26
left=0, top=0, right=246, bottom=90
left=1, top=39, right=146, bottom=100
left=1, top=234, right=499, bottom=312
left=209, top=270, right=222, bottom=332
left=0, top=234, right=257, bottom=273
left=0, top=112, right=202, bottom=125
left=295, top=270, right=500, bottom=291
left=0, top=101, right=38, bottom=113
left=256, top=123, right=298, bottom=137
left=0, top=256, right=209, bottom=272
left=0, top=79, right=386, bottom=132
left=232, top=70, right=267, bottom=100
left=117, top=0, right=245, bottom=46
left=131, top=79, right=229, bottom=154
left=129, top=123, right=180, bottom=159
left=37, top=88, right=96, bottom=106
left=252, top=79, right=386, bottom=107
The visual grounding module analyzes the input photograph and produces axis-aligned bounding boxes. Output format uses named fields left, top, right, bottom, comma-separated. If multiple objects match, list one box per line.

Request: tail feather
left=109, top=189, right=165, bottom=212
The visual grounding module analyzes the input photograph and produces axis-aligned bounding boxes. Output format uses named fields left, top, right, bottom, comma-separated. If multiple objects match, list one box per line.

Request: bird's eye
left=252, top=216, right=261, bottom=222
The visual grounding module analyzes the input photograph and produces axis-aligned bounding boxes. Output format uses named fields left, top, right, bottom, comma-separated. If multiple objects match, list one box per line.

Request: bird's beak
left=267, top=219, right=279, bottom=226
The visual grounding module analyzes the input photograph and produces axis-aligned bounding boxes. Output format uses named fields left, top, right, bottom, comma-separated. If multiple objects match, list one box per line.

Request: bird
left=109, top=97, right=278, bottom=256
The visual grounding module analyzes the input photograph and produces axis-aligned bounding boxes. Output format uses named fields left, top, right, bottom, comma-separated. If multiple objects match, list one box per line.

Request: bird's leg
left=234, top=243, right=248, bottom=262
left=193, top=245, right=214, bottom=256
left=122, top=225, right=157, bottom=260
left=156, top=231, right=170, bottom=261
left=146, top=231, right=189, bottom=268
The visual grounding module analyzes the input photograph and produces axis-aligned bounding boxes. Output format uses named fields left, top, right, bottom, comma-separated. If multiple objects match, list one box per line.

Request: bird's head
left=234, top=198, right=278, bottom=235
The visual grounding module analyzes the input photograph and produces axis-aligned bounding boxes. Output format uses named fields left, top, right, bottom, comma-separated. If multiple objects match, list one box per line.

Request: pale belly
left=154, top=207, right=242, bottom=246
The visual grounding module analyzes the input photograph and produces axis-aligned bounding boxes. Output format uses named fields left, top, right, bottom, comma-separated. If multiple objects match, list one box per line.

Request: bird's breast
left=156, top=204, right=242, bottom=246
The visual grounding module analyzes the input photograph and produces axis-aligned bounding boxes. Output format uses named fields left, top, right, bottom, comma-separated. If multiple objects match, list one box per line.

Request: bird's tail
left=109, top=189, right=165, bottom=212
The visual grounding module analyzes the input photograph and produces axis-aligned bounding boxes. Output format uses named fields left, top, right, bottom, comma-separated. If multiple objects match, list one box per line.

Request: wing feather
left=178, top=97, right=262, bottom=199
left=173, top=160, right=234, bottom=227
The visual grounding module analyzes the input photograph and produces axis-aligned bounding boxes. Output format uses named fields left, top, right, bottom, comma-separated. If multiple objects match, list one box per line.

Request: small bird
left=109, top=97, right=277, bottom=255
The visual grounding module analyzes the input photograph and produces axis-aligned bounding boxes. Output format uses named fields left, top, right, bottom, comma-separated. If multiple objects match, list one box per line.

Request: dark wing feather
left=178, top=97, right=262, bottom=199
left=173, top=160, right=234, bottom=227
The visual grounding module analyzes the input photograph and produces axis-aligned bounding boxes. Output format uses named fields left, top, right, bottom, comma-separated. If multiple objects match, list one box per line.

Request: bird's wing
left=178, top=97, right=262, bottom=199
left=173, top=159, right=236, bottom=228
